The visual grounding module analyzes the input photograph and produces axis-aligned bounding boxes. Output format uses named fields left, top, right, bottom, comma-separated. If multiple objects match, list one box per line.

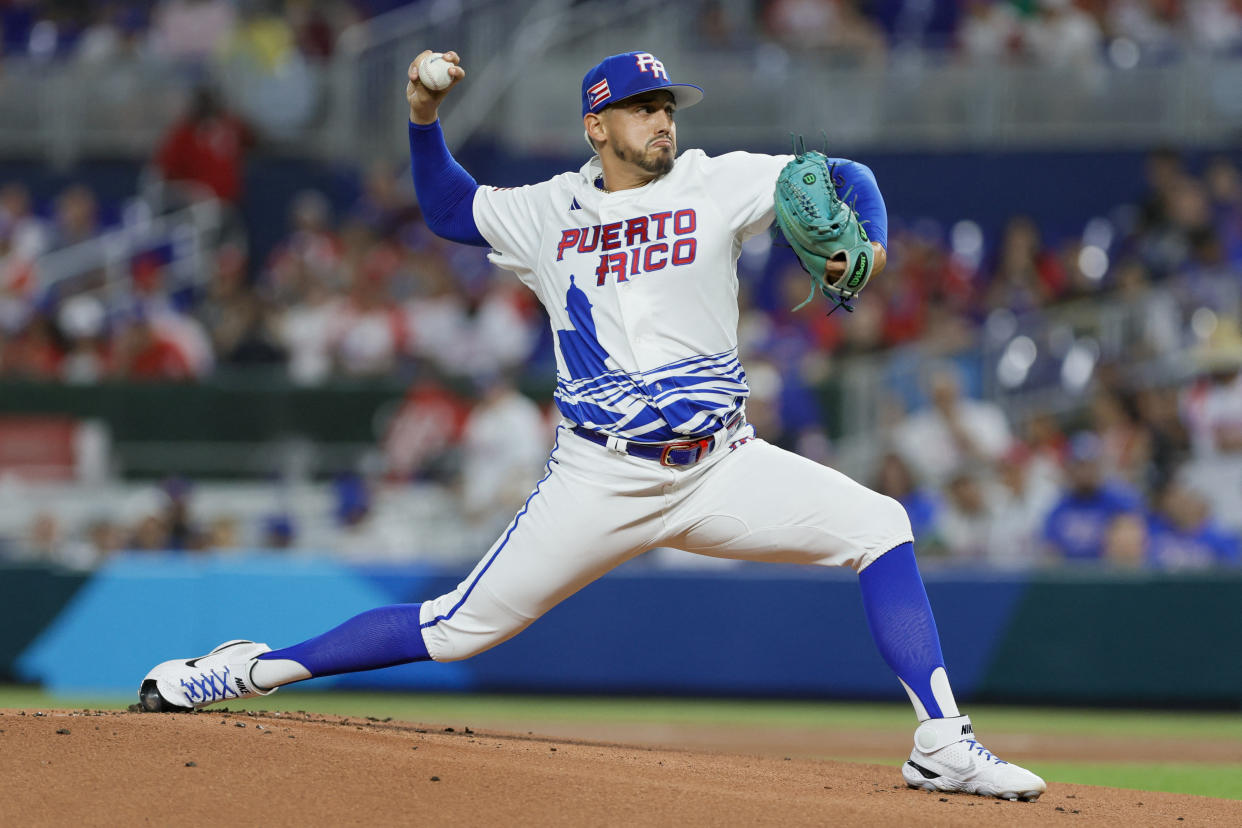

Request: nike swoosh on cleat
left=906, top=760, right=941, bottom=780
left=185, top=641, right=251, bottom=668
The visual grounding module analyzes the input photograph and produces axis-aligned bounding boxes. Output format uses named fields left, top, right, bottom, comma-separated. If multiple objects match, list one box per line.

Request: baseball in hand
left=419, top=53, right=453, bottom=91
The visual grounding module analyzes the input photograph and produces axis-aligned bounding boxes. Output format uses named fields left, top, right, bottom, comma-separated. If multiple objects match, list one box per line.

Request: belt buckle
left=659, top=437, right=712, bottom=467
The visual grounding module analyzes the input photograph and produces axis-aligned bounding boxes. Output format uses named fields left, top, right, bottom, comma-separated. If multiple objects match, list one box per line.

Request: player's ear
left=584, top=112, right=606, bottom=149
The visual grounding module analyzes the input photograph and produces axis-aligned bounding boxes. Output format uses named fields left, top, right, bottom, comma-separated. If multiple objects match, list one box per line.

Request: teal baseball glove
left=773, top=148, right=875, bottom=312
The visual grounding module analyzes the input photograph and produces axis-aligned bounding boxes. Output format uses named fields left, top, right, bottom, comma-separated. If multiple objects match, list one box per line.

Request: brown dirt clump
left=1, top=708, right=1238, bottom=827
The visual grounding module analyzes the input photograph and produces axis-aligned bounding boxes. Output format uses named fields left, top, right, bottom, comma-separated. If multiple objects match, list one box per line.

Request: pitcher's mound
left=1, top=709, right=1237, bottom=827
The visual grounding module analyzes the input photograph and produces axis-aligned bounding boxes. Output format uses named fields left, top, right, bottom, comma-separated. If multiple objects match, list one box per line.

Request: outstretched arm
left=406, top=50, right=488, bottom=248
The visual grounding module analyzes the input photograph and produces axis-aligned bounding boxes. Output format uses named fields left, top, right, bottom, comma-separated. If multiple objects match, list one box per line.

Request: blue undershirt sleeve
left=826, top=157, right=888, bottom=250
left=408, top=120, right=488, bottom=247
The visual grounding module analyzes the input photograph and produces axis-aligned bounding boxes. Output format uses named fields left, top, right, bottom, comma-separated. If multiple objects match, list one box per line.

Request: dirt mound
left=2, top=709, right=1238, bottom=827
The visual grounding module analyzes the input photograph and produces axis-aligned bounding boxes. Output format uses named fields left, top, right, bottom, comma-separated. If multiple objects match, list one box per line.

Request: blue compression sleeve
left=408, top=120, right=488, bottom=247
left=858, top=542, right=951, bottom=719
left=826, top=158, right=888, bottom=249
left=257, top=603, right=430, bottom=677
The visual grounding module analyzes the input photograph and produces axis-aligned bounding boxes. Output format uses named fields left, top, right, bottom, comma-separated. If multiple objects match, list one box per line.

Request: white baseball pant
left=419, top=422, right=913, bottom=661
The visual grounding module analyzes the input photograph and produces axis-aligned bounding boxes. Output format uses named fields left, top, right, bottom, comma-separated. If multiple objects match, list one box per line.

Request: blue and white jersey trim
left=555, top=348, right=748, bottom=442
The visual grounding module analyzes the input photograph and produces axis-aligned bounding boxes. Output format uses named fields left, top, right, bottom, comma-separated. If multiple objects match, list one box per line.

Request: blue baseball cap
left=581, top=51, right=704, bottom=116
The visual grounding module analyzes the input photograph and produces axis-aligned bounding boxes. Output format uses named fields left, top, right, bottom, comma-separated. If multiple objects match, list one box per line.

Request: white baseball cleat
left=901, top=715, right=1046, bottom=802
left=138, top=639, right=276, bottom=712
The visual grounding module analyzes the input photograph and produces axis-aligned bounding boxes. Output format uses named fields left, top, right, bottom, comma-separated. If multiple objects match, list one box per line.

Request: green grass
left=1028, top=762, right=1242, bottom=800
left=4, top=687, right=1240, bottom=799
left=2, top=686, right=1240, bottom=741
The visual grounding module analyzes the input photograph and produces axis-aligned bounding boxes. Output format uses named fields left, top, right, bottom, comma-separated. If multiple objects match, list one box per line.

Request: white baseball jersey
left=418, top=149, right=913, bottom=663
left=473, top=149, right=790, bottom=442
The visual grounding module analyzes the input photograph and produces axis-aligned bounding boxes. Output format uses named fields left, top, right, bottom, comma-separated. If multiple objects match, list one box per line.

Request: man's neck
left=597, top=158, right=660, bottom=192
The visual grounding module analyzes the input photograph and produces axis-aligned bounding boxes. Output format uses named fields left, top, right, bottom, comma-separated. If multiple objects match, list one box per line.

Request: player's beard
left=613, top=135, right=675, bottom=177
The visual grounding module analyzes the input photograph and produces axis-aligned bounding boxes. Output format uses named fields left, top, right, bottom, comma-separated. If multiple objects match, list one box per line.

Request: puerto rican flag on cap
left=587, top=78, right=611, bottom=109
left=580, top=50, right=704, bottom=117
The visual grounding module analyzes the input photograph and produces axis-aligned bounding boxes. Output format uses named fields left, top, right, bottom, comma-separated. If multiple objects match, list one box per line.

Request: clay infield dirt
left=2, top=708, right=1239, bottom=827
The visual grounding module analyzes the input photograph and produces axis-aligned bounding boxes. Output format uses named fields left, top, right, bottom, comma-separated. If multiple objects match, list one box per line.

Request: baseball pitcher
left=138, top=49, right=1045, bottom=802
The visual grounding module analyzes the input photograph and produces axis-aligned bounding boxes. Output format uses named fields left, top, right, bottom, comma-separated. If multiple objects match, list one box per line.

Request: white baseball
left=418, top=53, right=453, bottom=91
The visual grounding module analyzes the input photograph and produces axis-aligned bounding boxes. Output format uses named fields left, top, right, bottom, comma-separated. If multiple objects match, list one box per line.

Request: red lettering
left=556, top=229, right=581, bottom=261
left=595, top=252, right=628, bottom=285
left=624, top=216, right=650, bottom=247
left=674, top=209, right=696, bottom=235
left=650, top=211, right=672, bottom=239
left=577, top=226, right=601, bottom=253
left=600, top=221, right=623, bottom=251
left=643, top=243, right=668, bottom=271
left=672, top=238, right=696, bottom=265
left=630, top=248, right=642, bottom=278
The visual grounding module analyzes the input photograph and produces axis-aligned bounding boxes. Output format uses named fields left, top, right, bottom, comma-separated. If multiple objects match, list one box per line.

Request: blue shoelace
left=179, top=666, right=242, bottom=704
left=966, top=740, right=1008, bottom=765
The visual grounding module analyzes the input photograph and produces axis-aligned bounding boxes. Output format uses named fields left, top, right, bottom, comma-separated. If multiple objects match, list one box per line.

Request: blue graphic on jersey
left=553, top=278, right=746, bottom=441
left=557, top=276, right=612, bottom=380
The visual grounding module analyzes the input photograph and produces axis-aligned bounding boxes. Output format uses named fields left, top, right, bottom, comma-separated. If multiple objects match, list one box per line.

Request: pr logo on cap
left=634, top=53, right=668, bottom=80
left=580, top=50, right=704, bottom=116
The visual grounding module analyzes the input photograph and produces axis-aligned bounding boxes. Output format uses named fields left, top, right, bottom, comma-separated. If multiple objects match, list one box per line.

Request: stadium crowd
left=1, top=1, right=1241, bottom=572
left=2, top=2, right=1240, bottom=67
left=2, top=137, right=1240, bottom=572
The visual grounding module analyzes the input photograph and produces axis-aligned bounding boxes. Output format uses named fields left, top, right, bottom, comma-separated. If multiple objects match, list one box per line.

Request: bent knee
left=851, top=492, right=914, bottom=571
left=873, top=492, right=913, bottom=538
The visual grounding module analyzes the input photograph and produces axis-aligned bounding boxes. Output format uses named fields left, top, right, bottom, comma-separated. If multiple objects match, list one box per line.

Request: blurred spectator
left=1042, top=431, right=1143, bottom=561
left=1181, top=317, right=1242, bottom=459
left=1145, top=476, right=1241, bottom=569
left=149, top=0, right=237, bottom=64
left=985, top=443, right=1060, bottom=568
left=57, top=294, right=112, bottom=383
left=893, top=362, right=1014, bottom=486
left=985, top=215, right=1066, bottom=311
left=112, top=306, right=195, bottom=381
left=0, top=308, right=62, bottom=379
left=220, top=2, right=318, bottom=137
left=319, top=473, right=411, bottom=562
left=85, top=517, right=125, bottom=564
left=286, top=0, right=338, bottom=61
left=327, top=256, right=407, bottom=378
left=1088, top=387, right=1152, bottom=486
left=958, top=0, right=1023, bottom=63
left=1113, top=258, right=1182, bottom=361
left=936, top=466, right=994, bottom=562
left=1185, top=0, right=1242, bottom=53
left=276, top=265, right=339, bottom=385
left=0, top=182, right=49, bottom=294
left=1107, top=0, right=1181, bottom=61
left=1102, top=511, right=1148, bottom=569
left=349, top=159, right=423, bottom=243
left=762, top=0, right=888, bottom=64
left=1180, top=317, right=1242, bottom=532
left=265, top=189, right=344, bottom=305
left=381, top=378, right=470, bottom=482
left=1204, top=155, right=1242, bottom=265
left=74, top=2, right=146, bottom=64
left=199, top=244, right=285, bottom=367
left=1135, top=148, right=1185, bottom=238
left=1023, top=0, right=1105, bottom=69
left=458, top=375, right=550, bottom=525
left=48, top=184, right=101, bottom=251
left=153, top=85, right=253, bottom=210
left=262, top=513, right=296, bottom=549
left=161, top=476, right=204, bottom=550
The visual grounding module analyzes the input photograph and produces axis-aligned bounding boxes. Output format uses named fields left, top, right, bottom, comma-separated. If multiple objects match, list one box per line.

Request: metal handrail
left=31, top=199, right=222, bottom=304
